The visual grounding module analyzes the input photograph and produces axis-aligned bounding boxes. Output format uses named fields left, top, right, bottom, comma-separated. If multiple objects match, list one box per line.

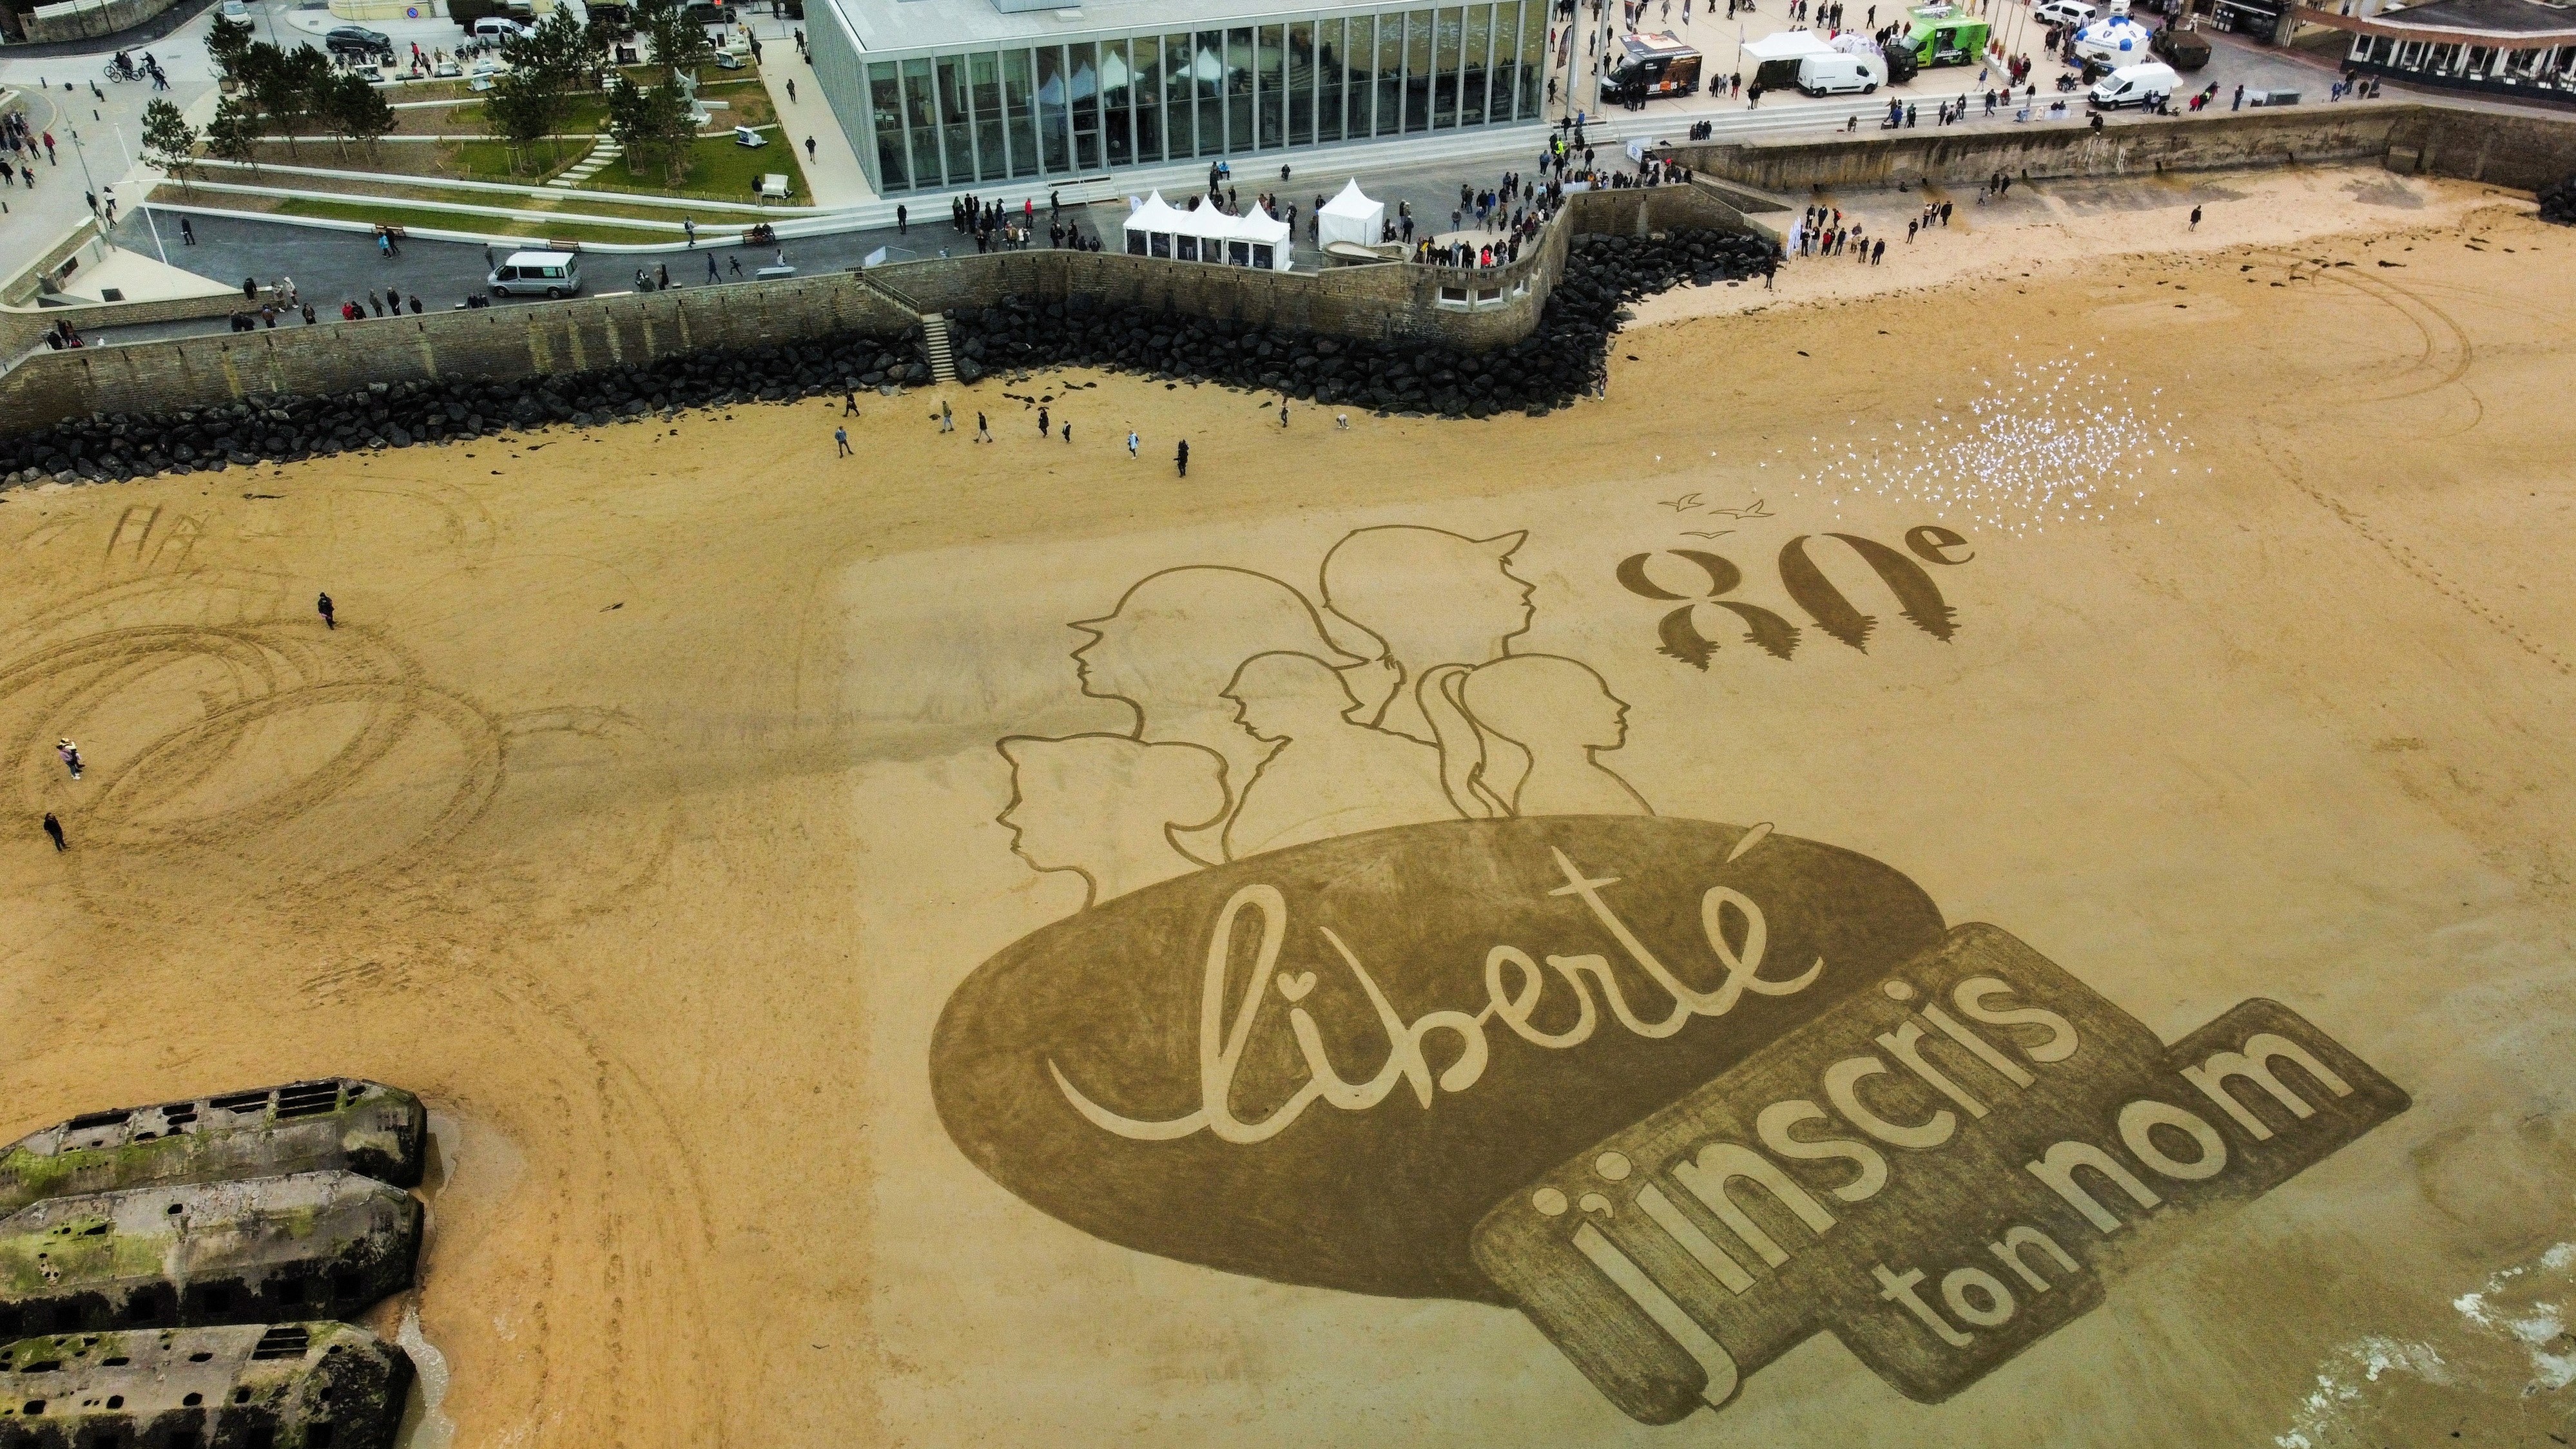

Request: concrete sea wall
left=0, top=183, right=1734, bottom=431
left=1665, top=101, right=2576, bottom=195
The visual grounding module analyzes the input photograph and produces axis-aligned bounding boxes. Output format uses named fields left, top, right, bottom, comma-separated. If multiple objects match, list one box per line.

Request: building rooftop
left=2375, top=0, right=2576, bottom=33
left=827, top=0, right=1418, bottom=57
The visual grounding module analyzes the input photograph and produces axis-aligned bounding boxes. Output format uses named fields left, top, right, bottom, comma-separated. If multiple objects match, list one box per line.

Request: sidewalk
left=750, top=35, right=873, bottom=207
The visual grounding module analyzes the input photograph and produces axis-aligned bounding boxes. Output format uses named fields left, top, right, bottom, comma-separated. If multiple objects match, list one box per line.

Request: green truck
left=1892, top=3, right=1990, bottom=68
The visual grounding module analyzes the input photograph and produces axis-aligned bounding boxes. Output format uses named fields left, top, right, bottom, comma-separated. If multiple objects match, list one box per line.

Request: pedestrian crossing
left=548, top=140, right=625, bottom=189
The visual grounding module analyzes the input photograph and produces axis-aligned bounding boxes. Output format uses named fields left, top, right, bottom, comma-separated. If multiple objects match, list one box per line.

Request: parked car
left=2088, top=59, right=2178, bottom=108
left=469, top=15, right=527, bottom=39
left=681, top=1, right=732, bottom=25
left=2149, top=26, right=2211, bottom=69
left=2033, top=0, right=2098, bottom=26
left=1796, top=53, right=1882, bottom=95
left=489, top=250, right=581, bottom=299
left=324, top=24, right=392, bottom=60
left=218, top=0, right=250, bottom=19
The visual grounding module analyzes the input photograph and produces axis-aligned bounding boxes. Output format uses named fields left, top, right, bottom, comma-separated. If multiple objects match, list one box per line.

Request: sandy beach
left=1, top=162, right=2570, bottom=1448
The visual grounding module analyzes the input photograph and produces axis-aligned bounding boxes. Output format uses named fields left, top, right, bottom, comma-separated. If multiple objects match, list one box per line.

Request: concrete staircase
left=548, top=139, right=624, bottom=189
left=920, top=312, right=958, bottom=383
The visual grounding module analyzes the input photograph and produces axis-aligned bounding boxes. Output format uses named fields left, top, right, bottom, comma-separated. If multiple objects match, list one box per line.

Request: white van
left=489, top=250, right=581, bottom=298
left=2088, top=60, right=2178, bottom=108
left=1796, top=53, right=1882, bottom=95
left=470, top=15, right=527, bottom=39
left=2034, top=0, right=2097, bottom=24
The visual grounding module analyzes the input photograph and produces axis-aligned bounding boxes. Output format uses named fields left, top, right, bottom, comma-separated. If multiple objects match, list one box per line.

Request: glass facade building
left=811, top=1, right=1550, bottom=197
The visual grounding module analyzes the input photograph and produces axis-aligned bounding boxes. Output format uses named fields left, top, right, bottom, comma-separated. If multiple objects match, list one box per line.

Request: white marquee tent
left=1315, top=179, right=1387, bottom=250
left=1122, top=191, right=1295, bottom=271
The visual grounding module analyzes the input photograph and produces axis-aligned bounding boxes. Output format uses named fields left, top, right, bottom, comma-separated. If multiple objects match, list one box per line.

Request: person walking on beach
left=1127, top=428, right=1139, bottom=457
left=316, top=592, right=335, bottom=629
left=940, top=399, right=955, bottom=432
left=1037, top=406, right=1049, bottom=437
left=41, top=812, right=65, bottom=852
left=1176, top=438, right=1189, bottom=477
left=975, top=411, right=993, bottom=442
left=2189, top=204, right=2202, bottom=230
left=835, top=425, right=851, bottom=457
left=844, top=390, right=860, bottom=416
left=55, top=740, right=80, bottom=780
left=1061, top=421, right=1072, bottom=445
left=1278, top=399, right=1290, bottom=428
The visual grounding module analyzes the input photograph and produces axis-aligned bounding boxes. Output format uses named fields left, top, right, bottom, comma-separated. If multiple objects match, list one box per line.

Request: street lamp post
left=110, top=121, right=171, bottom=265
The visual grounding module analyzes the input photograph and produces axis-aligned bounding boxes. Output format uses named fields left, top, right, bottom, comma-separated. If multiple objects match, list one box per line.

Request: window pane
left=868, top=61, right=909, bottom=191
left=1257, top=25, right=1285, bottom=149
left=1196, top=31, right=1227, bottom=156
left=936, top=55, right=972, bottom=186
left=1460, top=5, right=1489, bottom=125
left=900, top=57, right=938, bottom=186
left=1287, top=23, right=1315, bottom=146
left=1317, top=18, right=1346, bottom=142
left=1034, top=45, right=1070, bottom=173
left=1227, top=28, right=1255, bottom=152
left=1431, top=7, right=1458, bottom=128
left=1404, top=10, right=1433, bottom=133
left=1102, top=39, right=1133, bottom=166
left=1518, top=0, right=1544, bottom=120
left=1123, top=37, right=1152, bottom=166
left=1071, top=41, right=1102, bottom=171
left=967, top=53, right=1002, bottom=182
left=1003, top=50, right=1038, bottom=178
left=1375, top=14, right=1404, bottom=135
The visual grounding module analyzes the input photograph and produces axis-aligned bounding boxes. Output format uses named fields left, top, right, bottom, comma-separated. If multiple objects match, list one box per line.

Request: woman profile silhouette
left=995, top=734, right=1230, bottom=907
left=1418, top=655, right=1652, bottom=819
left=1068, top=566, right=1368, bottom=853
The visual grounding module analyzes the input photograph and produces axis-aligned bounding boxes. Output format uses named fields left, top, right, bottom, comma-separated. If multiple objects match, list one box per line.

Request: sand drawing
left=1217, top=653, right=1452, bottom=859
left=996, top=733, right=1230, bottom=906
left=1318, top=526, right=1535, bottom=744
left=1027, top=526, right=1640, bottom=887
left=946, top=521, right=2410, bottom=1431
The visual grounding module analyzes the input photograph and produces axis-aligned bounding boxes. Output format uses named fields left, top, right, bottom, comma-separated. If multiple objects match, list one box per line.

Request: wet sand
left=1, top=165, right=2570, bottom=1447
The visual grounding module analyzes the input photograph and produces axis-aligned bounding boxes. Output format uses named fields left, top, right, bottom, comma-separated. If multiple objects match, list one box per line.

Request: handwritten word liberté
left=1049, top=845, right=1824, bottom=1145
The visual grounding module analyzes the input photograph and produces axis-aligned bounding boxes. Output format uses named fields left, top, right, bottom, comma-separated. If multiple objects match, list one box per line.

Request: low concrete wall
left=1669, top=104, right=2414, bottom=192
left=22, top=0, right=176, bottom=43
left=0, top=181, right=1758, bottom=432
left=0, top=273, right=917, bottom=430
left=1666, top=101, right=2576, bottom=196
left=2386, top=104, right=2576, bottom=191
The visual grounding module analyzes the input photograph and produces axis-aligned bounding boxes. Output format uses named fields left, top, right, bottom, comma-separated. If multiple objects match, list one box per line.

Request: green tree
left=503, top=6, right=592, bottom=87
left=274, top=46, right=337, bottom=156
left=605, top=73, right=695, bottom=184
left=485, top=68, right=565, bottom=174
left=204, top=98, right=261, bottom=177
left=206, top=14, right=256, bottom=82
left=140, top=97, right=200, bottom=195
left=635, top=0, right=710, bottom=86
left=323, top=70, right=395, bottom=160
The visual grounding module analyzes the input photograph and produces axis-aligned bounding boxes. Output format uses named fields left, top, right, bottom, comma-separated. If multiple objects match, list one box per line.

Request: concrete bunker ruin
left=0, top=1319, right=411, bottom=1448
left=0, top=1170, right=421, bottom=1339
left=0, top=1080, right=425, bottom=1215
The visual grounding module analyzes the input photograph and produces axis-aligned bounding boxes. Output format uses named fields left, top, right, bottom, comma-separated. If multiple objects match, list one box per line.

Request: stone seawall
left=0, top=273, right=918, bottom=435
left=0, top=184, right=1743, bottom=435
left=1663, top=101, right=2576, bottom=196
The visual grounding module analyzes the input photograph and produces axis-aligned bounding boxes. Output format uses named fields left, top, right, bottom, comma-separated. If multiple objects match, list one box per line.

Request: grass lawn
left=581, top=133, right=809, bottom=204
left=243, top=139, right=585, bottom=186
left=271, top=196, right=670, bottom=244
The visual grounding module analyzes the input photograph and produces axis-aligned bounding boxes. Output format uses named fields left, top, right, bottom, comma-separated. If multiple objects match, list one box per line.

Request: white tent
left=1315, top=179, right=1386, bottom=250
left=1121, top=192, right=1294, bottom=272
left=1741, top=30, right=1837, bottom=61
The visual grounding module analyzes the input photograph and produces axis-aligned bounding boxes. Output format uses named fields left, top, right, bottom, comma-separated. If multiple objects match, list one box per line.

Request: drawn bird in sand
left=1657, top=492, right=1704, bottom=513
left=1702, top=497, right=1774, bottom=521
